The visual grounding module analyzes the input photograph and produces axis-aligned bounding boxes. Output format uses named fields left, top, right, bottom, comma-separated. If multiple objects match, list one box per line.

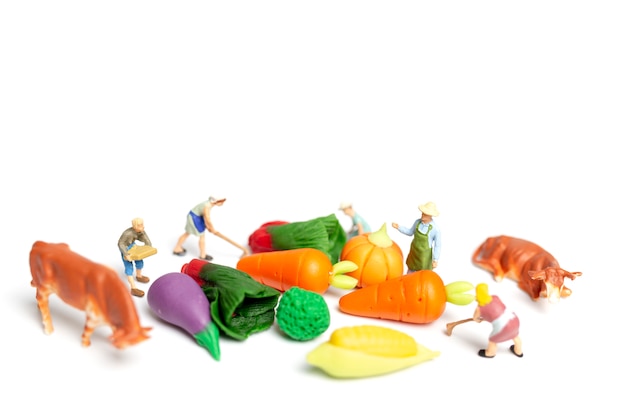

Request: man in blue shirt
left=392, top=201, right=441, bottom=273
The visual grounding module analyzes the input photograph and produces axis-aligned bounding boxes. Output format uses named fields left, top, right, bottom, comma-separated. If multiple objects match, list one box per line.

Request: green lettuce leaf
left=198, top=263, right=281, bottom=340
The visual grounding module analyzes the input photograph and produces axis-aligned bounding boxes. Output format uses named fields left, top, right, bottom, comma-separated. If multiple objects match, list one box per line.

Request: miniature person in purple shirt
left=392, top=201, right=441, bottom=273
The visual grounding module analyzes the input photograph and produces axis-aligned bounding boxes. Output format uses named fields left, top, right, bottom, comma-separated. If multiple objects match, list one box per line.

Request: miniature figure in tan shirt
left=118, top=218, right=152, bottom=297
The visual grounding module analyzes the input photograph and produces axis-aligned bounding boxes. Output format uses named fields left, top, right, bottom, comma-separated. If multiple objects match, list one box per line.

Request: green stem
left=444, top=281, right=475, bottom=306
left=330, top=260, right=358, bottom=289
left=194, top=321, right=221, bottom=361
left=367, top=223, right=393, bottom=248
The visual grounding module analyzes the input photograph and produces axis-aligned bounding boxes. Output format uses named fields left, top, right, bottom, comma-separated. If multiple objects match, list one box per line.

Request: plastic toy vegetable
left=247, top=220, right=288, bottom=253
left=306, top=325, right=440, bottom=378
left=339, top=270, right=474, bottom=324
left=236, top=248, right=358, bottom=294
left=340, top=223, right=404, bottom=288
left=247, top=214, right=346, bottom=263
left=147, top=272, right=220, bottom=360
left=275, top=287, right=330, bottom=341
left=180, top=259, right=281, bottom=340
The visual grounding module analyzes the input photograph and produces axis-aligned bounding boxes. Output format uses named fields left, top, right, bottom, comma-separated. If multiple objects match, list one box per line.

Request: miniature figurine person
left=173, top=196, right=223, bottom=260
left=118, top=217, right=152, bottom=298
left=339, top=201, right=371, bottom=239
left=473, top=283, right=523, bottom=358
left=173, top=196, right=250, bottom=260
left=392, top=201, right=441, bottom=273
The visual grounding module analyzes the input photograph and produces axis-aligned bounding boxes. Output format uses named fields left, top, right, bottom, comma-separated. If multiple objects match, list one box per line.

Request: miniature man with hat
left=339, top=201, right=371, bottom=239
left=173, top=196, right=250, bottom=260
left=173, top=196, right=226, bottom=261
left=392, top=201, right=441, bottom=273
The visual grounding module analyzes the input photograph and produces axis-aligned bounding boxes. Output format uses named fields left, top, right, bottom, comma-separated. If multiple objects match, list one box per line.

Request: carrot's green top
left=444, top=281, right=475, bottom=305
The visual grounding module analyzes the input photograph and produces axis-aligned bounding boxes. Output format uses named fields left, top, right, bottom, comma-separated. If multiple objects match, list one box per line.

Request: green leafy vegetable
left=265, top=214, right=347, bottom=263
left=197, top=262, right=281, bottom=340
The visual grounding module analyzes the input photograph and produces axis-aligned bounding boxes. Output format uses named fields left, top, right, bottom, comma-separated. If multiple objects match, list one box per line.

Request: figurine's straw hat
left=339, top=201, right=352, bottom=210
left=209, top=196, right=226, bottom=204
left=419, top=201, right=439, bottom=216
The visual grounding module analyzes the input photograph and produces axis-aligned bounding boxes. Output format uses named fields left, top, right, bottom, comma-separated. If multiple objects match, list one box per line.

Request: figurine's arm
left=354, top=215, right=365, bottom=235
left=392, top=220, right=418, bottom=236
left=353, top=213, right=368, bottom=235
left=431, top=226, right=441, bottom=267
left=203, top=205, right=216, bottom=233
left=473, top=306, right=482, bottom=321
left=118, top=241, right=129, bottom=257
left=141, top=232, right=152, bottom=247
left=118, top=232, right=131, bottom=260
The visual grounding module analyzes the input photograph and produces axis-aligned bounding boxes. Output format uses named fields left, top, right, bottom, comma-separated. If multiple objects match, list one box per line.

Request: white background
left=1, top=1, right=624, bottom=415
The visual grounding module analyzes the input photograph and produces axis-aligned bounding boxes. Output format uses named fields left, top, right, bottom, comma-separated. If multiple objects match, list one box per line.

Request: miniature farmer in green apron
left=392, top=201, right=441, bottom=273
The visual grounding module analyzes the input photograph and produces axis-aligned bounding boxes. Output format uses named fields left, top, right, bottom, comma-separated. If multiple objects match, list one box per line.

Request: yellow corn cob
left=329, top=325, right=417, bottom=358
left=306, top=325, right=440, bottom=378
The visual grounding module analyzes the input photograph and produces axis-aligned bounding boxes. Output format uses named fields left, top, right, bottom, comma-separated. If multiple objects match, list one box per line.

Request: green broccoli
left=276, top=287, right=330, bottom=341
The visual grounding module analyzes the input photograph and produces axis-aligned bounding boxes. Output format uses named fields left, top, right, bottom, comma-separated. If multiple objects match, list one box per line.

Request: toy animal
left=29, top=241, right=151, bottom=348
left=471, top=235, right=582, bottom=303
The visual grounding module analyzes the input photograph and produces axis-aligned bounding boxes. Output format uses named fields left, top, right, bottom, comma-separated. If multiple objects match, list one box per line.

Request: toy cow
left=29, top=241, right=151, bottom=348
left=471, top=235, right=582, bottom=303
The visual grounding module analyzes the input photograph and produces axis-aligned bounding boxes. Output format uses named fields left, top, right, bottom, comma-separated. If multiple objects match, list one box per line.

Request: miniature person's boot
left=128, top=275, right=145, bottom=297
left=136, top=269, right=150, bottom=283
left=131, top=288, right=145, bottom=297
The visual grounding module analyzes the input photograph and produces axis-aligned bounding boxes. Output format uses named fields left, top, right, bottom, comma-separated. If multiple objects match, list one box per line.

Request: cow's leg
left=518, top=273, right=542, bottom=301
left=81, top=310, right=100, bottom=347
left=35, top=287, right=54, bottom=334
left=528, top=281, right=543, bottom=300
left=492, top=271, right=505, bottom=282
left=473, top=241, right=507, bottom=282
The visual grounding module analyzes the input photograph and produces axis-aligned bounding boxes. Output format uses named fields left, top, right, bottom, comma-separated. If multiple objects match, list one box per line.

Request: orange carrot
left=236, top=248, right=358, bottom=294
left=338, top=270, right=474, bottom=324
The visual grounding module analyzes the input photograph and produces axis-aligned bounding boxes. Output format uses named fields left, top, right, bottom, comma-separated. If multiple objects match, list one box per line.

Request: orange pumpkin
left=340, top=223, right=404, bottom=288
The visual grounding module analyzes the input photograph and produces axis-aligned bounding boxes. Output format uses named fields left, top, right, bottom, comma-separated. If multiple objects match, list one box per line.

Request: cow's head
left=529, top=268, right=582, bottom=303
left=110, top=326, right=152, bottom=349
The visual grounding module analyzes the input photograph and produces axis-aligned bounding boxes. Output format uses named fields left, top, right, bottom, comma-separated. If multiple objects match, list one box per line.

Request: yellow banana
left=306, top=325, right=440, bottom=378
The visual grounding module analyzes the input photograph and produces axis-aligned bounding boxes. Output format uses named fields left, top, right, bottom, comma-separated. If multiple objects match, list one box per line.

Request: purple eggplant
left=147, top=272, right=220, bottom=360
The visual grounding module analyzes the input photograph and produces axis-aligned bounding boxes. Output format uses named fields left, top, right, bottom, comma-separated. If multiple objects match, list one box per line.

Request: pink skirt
left=489, top=315, right=520, bottom=343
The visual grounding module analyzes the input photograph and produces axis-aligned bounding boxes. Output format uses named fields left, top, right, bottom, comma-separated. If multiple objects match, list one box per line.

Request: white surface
left=1, top=1, right=624, bottom=415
